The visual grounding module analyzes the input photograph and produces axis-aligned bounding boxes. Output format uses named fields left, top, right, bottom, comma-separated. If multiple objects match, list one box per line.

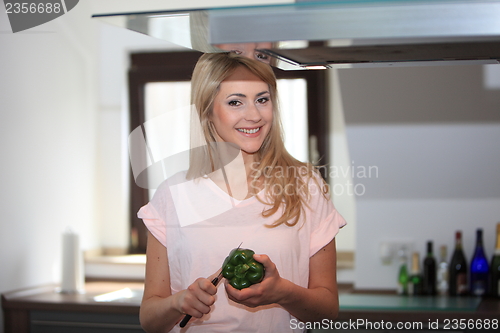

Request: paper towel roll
left=60, top=228, right=85, bottom=294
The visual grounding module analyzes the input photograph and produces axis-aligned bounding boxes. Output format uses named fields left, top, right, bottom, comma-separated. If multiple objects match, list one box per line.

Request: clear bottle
left=470, top=228, right=489, bottom=296
left=437, top=245, right=449, bottom=296
left=423, top=241, right=437, bottom=295
left=449, top=231, right=468, bottom=296
left=408, top=252, right=423, bottom=295
left=490, top=223, right=500, bottom=298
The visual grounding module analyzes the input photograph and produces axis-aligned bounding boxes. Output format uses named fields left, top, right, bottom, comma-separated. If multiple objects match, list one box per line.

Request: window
left=128, top=51, right=328, bottom=253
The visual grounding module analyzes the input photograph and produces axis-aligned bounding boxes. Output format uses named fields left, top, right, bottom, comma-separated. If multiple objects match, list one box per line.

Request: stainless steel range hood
left=93, top=0, right=500, bottom=70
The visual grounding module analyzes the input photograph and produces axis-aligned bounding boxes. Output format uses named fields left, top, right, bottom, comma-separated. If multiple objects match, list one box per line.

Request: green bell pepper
left=222, top=248, right=265, bottom=290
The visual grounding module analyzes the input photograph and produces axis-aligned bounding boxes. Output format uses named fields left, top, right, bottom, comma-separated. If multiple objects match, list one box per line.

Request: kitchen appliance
left=92, top=0, right=500, bottom=70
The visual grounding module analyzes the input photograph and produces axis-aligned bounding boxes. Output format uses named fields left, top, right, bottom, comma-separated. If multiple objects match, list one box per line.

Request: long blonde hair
left=189, top=52, right=327, bottom=227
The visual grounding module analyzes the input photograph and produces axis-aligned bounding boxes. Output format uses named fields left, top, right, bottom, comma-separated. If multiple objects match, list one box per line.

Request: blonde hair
left=189, top=52, right=327, bottom=227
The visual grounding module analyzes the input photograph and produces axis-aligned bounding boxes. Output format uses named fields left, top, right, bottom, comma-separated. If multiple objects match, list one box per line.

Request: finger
left=253, top=254, right=274, bottom=273
left=190, top=300, right=212, bottom=318
left=185, top=279, right=216, bottom=309
left=194, top=280, right=217, bottom=303
left=225, top=284, right=262, bottom=308
left=194, top=277, right=217, bottom=295
left=224, top=281, right=244, bottom=303
left=224, top=280, right=256, bottom=302
left=182, top=293, right=212, bottom=318
left=182, top=307, right=204, bottom=319
left=252, top=253, right=268, bottom=264
left=179, top=292, right=206, bottom=319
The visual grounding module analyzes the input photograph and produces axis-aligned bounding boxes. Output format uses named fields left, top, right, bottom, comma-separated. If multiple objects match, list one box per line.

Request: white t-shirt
left=138, top=171, right=346, bottom=333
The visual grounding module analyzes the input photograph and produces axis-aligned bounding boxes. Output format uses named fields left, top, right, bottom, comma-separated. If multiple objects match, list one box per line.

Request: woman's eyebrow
left=226, top=91, right=270, bottom=99
left=226, top=93, right=246, bottom=98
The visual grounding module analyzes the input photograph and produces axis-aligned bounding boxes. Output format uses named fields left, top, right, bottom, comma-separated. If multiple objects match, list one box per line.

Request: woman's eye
left=228, top=100, right=241, bottom=106
left=255, top=52, right=269, bottom=61
left=257, top=97, right=270, bottom=104
left=255, top=52, right=271, bottom=64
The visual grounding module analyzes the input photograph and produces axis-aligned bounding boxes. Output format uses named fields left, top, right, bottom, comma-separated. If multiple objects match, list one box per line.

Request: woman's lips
left=236, top=126, right=262, bottom=135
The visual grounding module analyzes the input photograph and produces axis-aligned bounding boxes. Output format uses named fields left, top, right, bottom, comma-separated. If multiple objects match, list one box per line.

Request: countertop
left=3, top=282, right=499, bottom=322
left=2, top=282, right=144, bottom=315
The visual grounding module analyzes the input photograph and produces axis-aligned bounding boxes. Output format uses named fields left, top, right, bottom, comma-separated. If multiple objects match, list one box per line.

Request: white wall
left=355, top=198, right=500, bottom=289
left=0, top=2, right=99, bottom=331
left=334, top=64, right=500, bottom=289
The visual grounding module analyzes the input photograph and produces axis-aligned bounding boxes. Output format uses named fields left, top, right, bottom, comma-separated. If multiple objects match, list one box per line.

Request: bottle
left=437, top=245, right=449, bottom=296
left=408, top=252, right=423, bottom=295
left=449, top=231, right=468, bottom=296
left=423, top=241, right=437, bottom=295
left=470, top=228, right=489, bottom=296
left=489, top=223, right=500, bottom=298
left=397, top=249, right=409, bottom=295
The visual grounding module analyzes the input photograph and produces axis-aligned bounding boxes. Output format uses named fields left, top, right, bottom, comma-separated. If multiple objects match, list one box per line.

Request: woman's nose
left=244, top=104, right=262, bottom=122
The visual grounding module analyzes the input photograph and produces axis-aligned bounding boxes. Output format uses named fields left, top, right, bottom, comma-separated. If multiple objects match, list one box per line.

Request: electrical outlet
left=379, top=240, right=415, bottom=265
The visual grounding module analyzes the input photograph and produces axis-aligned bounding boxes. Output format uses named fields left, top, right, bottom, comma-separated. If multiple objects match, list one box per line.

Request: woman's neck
left=208, top=150, right=263, bottom=200
left=241, top=150, right=258, bottom=175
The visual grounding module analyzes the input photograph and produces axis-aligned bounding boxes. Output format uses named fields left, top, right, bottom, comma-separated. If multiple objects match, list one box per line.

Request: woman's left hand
left=224, top=254, right=288, bottom=308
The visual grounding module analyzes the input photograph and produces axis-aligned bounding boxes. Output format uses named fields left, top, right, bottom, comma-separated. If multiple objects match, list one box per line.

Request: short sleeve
left=307, top=175, right=347, bottom=257
left=137, top=181, right=170, bottom=247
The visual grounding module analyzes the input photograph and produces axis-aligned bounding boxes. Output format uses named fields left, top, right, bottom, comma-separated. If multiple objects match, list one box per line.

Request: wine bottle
left=408, top=252, right=423, bottom=295
left=489, top=223, right=500, bottom=298
left=470, top=228, right=489, bottom=296
left=437, top=245, right=449, bottom=296
left=397, top=252, right=409, bottom=295
left=423, top=241, right=437, bottom=295
left=449, top=231, right=468, bottom=296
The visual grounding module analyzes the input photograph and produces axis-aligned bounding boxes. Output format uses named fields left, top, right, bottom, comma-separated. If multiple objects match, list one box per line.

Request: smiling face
left=210, top=66, right=273, bottom=160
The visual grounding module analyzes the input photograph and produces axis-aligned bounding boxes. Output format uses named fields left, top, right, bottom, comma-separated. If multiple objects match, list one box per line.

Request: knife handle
left=179, top=314, right=192, bottom=328
left=179, top=275, right=221, bottom=327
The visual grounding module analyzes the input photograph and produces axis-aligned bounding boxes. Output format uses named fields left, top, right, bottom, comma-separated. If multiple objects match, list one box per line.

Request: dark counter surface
left=3, top=282, right=499, bottom=323
left=2, top=282, right=144, bottom=315
left=337, top=293, right=499, bottom=322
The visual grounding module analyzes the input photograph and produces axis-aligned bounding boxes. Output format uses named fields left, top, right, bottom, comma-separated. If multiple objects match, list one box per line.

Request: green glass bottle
left=397, top=247, right=409, bottom=295
left=423, top=241, right=437, bottom=295
left=398, top=257, right=409, bottom=295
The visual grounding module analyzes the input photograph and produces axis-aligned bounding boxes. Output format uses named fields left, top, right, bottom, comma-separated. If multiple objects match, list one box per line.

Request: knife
left=179, top=242, right=242, bottom=328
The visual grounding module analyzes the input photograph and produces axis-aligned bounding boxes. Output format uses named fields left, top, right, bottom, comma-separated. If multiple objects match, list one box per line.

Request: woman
left=138, top=53, right=346, bottom=332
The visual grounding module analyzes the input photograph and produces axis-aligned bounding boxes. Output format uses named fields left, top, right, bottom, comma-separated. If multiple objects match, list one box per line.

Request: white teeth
left=237, top=127, right=260, bottom=134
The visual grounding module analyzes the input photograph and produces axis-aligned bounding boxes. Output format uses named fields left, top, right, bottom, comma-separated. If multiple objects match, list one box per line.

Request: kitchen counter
left=2, top=282, right=144, bottom=333
left=2, top=282, right=499, bottom=332
left=338, top=293, right=499, bottom=322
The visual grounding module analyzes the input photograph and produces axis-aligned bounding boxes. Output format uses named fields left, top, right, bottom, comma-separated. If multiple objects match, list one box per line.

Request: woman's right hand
left=140, top=232, right=220, bottom=332
left=174, top=275, right=218, bottom=320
